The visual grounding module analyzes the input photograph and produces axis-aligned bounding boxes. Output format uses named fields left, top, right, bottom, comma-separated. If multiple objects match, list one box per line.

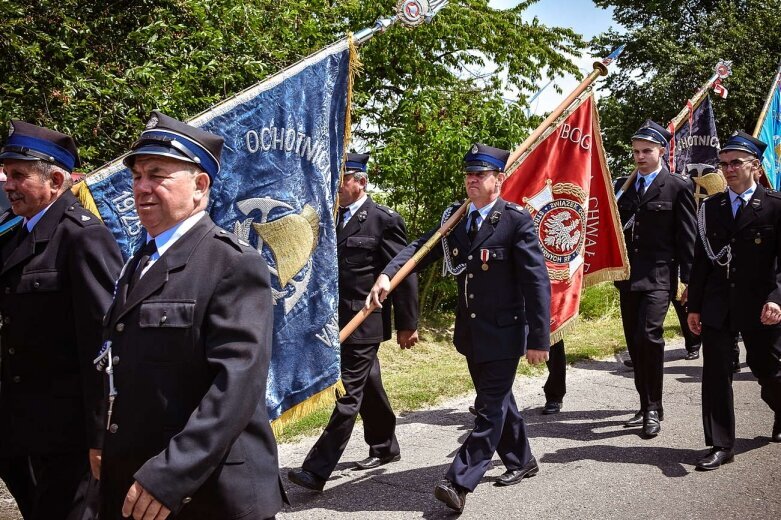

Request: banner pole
left=338, top=45, right=625, bottom=343
left=616, top=60, right=732, bottom=200
left=753, top=58, right=781, bottom=137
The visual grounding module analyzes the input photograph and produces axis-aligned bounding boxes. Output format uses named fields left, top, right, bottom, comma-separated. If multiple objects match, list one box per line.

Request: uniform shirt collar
left=635, top=165, right=662, bottom=191
left=341, top=193, right=368, bottom=226
left=727, top=182, right=756, bottom=205
left=468, top=198, right=498, bottom=220
left=22, top=200, right=56, bottom=231
left=146, top=211, right=206, bottom=260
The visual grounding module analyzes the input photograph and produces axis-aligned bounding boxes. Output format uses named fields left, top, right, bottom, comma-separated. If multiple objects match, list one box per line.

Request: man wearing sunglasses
left=367, top=143, right=551, bottom=513
left=687, top=132, right=781, bottom=470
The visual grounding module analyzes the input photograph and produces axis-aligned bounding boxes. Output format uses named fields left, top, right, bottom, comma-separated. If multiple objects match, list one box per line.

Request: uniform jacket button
left=33, top=281, right=40, bottom=289
left=160, top=315, right=167, bottom=324
left=468, top=273, right=474, bottom=279
left=470, top=313, right=476, bottom=318
left=115, top=323, right=125, bottom=332
left=109, top=424, right=119, bottom=433
left=112, top=356, right=120, bottom=366
left=4, top=316, right=10, bottom=324
left=182, top=497, right=192, bottom=504
left=12, top=376, right=21, bottom=383
left=467, top=255, right=473, bottom=260
left=4, top=287, right=10, bottom=294
left=8, top=347, right=15, bottom=355
left=730, top=283, right=736, bottom=288
left=469, top=294, right=474, bottom=299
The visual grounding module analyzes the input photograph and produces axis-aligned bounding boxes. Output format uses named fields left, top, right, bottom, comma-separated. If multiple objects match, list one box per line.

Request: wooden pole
left=339, top=45, right=626, bottom=343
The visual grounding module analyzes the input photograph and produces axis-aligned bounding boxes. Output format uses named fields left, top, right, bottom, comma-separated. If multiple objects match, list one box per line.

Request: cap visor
left=719, top=145, right=759, bottom=156
left=0, top=151, right=42, bottom=164
left=464, top=164, right=499, bottom=172
left=123, top=145, right=197, bottom=168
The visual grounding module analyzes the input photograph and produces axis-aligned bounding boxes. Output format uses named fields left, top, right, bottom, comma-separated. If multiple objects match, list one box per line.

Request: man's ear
left=50, top=169, right=67, bottom=191
left=194, top=171, right=211, bottom=199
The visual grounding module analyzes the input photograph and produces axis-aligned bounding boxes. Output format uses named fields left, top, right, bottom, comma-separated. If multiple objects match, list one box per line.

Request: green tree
left=0, top=0, right=583, bottom=313
left=592, top=0, right=781, bottom=173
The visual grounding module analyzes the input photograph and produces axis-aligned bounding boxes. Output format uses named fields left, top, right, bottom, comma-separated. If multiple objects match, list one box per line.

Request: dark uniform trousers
left=689, top=187, right=781, bottom=449
left=98, top=215, right=285, bottom=520
left=383, top=198, right=551, bottom=492
left=0, top=192, right=122, bottom=520
left=302, top=196, right=417, bottom=479
left=615, top=169, right=696, bottom=413
left=543, top=340, right=566, bottom=403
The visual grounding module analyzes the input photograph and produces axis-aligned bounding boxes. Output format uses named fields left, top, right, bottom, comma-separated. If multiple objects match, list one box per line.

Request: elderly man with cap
left=93, top=111, right=285, bottom=519
left=615, top=120, right=696, bottom=438
left=367, top=143, right=551, bottom=512
left=287, top=152, right=419, bottom=492
left=0, top=121, right=122, bottom=519
left=687, top=132, right=781, bottom=470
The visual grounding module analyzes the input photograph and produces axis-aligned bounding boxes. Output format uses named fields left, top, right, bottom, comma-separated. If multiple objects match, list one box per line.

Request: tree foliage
left=0, top=0, right=583, bottom=312
left=592, top=0, right=781, bottom=173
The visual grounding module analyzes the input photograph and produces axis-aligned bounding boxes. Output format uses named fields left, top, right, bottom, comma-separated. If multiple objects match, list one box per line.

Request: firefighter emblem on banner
left=524, top=179, right=588, bottom=283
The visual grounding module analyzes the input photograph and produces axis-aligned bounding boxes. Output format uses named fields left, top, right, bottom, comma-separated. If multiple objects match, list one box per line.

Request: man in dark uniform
left=687, top=132, right=781, bottom=470
left=0, top=121, right=122, bottom=519
left=288, top=152, right=419, bottom=492
left=615, top=121, right=697, bottom=437
left=541, top=340, right=566, bottom=414
left=368, top=143, right=551, bottom=513
left=93, top=112, right=285, bottom=519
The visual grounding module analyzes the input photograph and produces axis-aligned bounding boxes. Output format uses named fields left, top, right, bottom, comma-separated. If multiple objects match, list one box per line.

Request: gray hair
left=33, top=161, right=73, bottom=191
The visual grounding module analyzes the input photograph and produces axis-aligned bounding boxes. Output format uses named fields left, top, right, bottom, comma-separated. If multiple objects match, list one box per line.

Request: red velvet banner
left=502, top=93, right=628, bottom=342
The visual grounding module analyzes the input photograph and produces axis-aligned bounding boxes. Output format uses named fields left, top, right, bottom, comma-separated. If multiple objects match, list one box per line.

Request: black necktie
left=468, top=210, right=480, bottom=242
left=637, top=176, right=647, bottom=199
left=129, top=240, right=157, bottom=292
left=735, top=197, right=745, bottom=220
left=16, top=223, right=30, bottom=244
left=337, top=206, right=349, bottom=229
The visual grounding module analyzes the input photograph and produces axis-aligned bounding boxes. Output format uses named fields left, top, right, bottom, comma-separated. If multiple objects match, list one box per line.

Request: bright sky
left=488, top=0, right=619, bottom=114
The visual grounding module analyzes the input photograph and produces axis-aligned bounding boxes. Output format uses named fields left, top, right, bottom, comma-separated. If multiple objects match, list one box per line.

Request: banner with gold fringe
left=78, top=38, right=357, bottom=432
left=501, top=91, right=628, bottom=343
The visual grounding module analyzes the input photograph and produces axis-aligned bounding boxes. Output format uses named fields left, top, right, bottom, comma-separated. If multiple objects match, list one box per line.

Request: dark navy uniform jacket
left=338, top=196, right=418, bottom=344
left=383, top=197, right=551, bottom=362
left=615, top=168, right=697, bottom=291
left=688, top=186, right=781, bottom=330
left=0, top=191, right=122, bottom=455
left=98, top=215, right=284, bottom=520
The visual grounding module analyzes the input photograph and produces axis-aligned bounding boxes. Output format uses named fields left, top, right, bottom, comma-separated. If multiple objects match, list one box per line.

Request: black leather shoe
left=642, top=410, right=661, bottom=437
left=624, top=409, right=664, bottom=427
left=542, top=401, right=562, bottom=415
left=434, top=480, right=467, bottom=512
left=684, top=349, right=701, bottom=360
left=287, top=468, right=326, bottom=492
left=353, top=454, right=401, bottom=470
left=772, top=414, right=781, bottom=442
left=695, top=447, right=734, bottom=470
left=468, top=405, right=477, bottom=416
left=495, top=457, right=539, bottom=486
left=623, top=358, right=634, bottom=368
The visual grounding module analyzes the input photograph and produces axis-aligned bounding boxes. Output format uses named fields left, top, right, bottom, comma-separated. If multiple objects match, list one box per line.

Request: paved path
left=278, top=338, right=780, bottom=519
left=2, top=338, right=779, bottom=519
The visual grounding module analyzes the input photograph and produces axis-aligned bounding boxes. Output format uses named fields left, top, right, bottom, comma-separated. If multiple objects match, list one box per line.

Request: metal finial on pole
left=353, top=0, right=450, bottom=45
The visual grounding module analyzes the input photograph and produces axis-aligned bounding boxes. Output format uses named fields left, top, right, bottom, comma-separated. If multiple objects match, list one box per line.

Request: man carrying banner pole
left=288, top=152, right=419, bottom=492
left=615, top=120, right=697, bottom=438
left=368, top=143, right=551, bottom=513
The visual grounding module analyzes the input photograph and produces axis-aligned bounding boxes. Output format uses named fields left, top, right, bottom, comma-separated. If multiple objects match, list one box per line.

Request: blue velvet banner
left=672, top=95, right=719, bottom=173
left=86, top=40, right=349, bottom=421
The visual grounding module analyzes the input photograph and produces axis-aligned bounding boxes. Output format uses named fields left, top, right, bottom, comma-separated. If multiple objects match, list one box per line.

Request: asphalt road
left=2, top=338, right=779, bottom=519
left=278, top=338, right=780, bottom=519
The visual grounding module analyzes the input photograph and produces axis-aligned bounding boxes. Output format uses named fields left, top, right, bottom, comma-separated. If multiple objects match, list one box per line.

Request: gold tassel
left=71, top=181, right=104, bottom=221
left=550, top=317, right=578, bottom=345
left=271, top=379, right=346, bottom=437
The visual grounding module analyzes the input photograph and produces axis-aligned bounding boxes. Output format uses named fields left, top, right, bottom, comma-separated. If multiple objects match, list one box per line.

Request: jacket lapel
left=337, top=197, right=371, bottom=246
left=469, top=199, right=505, bottom=252
left=714, top=191, right=735, bottom=232
left=734, top=186, right=764, bottom=233
left=114, top=216, right=215, bottom=321
left=638, top=169, right=666, bottom=206
left=1, top=192, right=75, bottom=276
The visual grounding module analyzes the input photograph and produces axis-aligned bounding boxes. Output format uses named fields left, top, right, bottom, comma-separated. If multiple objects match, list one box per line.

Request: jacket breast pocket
left=742, top=225, right=776, bottom=248
left=139, top=300, right=196, bottom=328
left=344, top=235, right=377, bottom=265
left=15, top=270, right=60, bottom=294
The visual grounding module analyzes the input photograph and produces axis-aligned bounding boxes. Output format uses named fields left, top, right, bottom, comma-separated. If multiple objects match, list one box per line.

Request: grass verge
left=276, top=284, right=682, bottom=443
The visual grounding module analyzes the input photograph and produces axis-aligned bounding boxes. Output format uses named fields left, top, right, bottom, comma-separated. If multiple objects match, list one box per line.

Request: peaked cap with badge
left=720, top=131, right=767, bottom=157
left=345, top=152, right=370, bottom=173
left=463, top=143, right=510, bottom=172
left=0, top=120, right=80, bottom=172
left=124, top=110, right=224, bottom=178
left=631, top=120, right=671, bottom=148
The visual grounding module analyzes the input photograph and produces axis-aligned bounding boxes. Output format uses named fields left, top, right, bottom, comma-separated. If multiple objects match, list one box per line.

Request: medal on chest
left=480, top=248, right=490, bottom=271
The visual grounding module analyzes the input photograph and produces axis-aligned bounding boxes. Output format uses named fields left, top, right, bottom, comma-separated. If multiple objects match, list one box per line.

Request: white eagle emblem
left=145, top=115, right=159, bottom=130
left=542, top=210, right=581, bottom=252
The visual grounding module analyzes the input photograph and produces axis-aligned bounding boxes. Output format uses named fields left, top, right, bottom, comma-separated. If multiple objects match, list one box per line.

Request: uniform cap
left=0, top=120, right=80, bottom=172
left=345, top=152, right=370, bottom=173
left=463, top=143, right=510, bottom=172
left=631, top=120, right=671, bottom=148
left=720, top=131, right=767, bottom=157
